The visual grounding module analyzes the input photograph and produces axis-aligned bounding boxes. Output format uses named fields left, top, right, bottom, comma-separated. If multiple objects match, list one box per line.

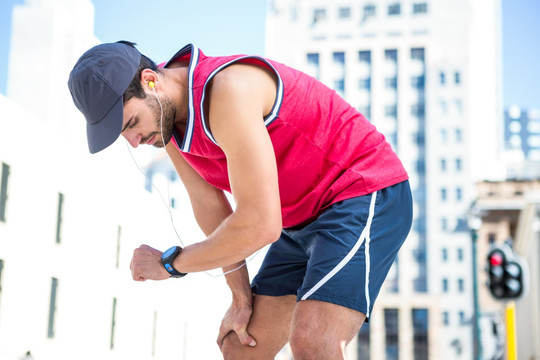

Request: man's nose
left=123, top=132, right=142, bottom=148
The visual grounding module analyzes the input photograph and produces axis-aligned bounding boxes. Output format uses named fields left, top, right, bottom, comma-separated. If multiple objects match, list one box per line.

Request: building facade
left=474, top=180, right=540, bottom=360
left=0, top=1, right=231, bottom=359
left=265, top=0, right=502, bottom=359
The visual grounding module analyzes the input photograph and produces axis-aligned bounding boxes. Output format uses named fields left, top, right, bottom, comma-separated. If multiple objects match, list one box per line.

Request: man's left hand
left=130, top=244, right=171, bottom=281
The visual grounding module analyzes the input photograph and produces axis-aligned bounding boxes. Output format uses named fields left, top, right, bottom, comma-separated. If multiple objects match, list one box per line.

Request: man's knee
left=289, top=325, right=333, bottom=358
left=221, top=332, right=273, bottom=360
left=221, top=332, right=242, bottom=360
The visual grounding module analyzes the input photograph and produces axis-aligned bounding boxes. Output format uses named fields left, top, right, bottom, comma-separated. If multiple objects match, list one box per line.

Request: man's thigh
left=290, top=299, right=366, bottom=356
left=221, top=294, right=296, bottom=360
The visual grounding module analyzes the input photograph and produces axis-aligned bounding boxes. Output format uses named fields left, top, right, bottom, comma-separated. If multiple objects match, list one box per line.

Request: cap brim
left=86, top=96, right=124, bottom=154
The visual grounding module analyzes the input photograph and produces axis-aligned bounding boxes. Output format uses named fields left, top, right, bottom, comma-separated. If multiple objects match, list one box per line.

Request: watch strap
left=161, top=246, right=187, bottom=278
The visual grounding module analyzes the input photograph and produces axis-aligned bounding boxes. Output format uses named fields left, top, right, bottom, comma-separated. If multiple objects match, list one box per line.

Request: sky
left=0, top=0, right=539, bottom=110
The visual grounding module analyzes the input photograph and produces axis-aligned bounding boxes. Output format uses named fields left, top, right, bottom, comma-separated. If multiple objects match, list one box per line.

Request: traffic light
left=486, top=245, right=528, bottom=300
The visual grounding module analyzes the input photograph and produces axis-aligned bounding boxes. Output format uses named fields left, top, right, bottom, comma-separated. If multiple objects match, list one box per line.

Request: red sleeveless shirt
left=163, top=45, right=408, bottom=228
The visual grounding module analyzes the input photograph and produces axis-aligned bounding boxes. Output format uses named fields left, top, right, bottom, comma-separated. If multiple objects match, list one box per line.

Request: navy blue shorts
left=251, top=180, right=412, bottom=319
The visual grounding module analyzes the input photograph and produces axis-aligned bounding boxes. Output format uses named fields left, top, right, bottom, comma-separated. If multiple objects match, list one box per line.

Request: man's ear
left=141, top=68, right=157, bottom=88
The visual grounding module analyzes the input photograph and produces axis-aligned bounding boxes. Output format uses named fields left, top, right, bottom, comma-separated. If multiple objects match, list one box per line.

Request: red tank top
left=163, top=45, right=408, bottom=228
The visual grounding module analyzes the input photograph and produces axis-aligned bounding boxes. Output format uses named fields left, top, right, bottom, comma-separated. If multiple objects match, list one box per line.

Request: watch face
left=162, top=246, right=177, bottom=259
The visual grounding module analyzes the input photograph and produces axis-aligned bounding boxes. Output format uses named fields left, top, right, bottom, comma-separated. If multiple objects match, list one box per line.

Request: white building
left=266, top=0, right=503, bottom=359
left=0, top=0, right=234, bottom=359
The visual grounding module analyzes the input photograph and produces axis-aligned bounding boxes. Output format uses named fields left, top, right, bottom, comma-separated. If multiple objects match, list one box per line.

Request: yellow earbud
left=148, top=81, right=155, bottom=88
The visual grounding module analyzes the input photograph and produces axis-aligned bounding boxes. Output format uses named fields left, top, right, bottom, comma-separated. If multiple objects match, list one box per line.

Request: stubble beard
left=146, top=94, right=176, bottom=148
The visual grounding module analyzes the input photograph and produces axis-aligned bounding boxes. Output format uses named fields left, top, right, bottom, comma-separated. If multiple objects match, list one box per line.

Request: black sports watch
left=161, top=246, right=187, bottom=278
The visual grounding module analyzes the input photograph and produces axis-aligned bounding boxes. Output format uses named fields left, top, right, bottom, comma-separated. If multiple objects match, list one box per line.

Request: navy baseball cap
left=68, top=42, right=141, bottom=153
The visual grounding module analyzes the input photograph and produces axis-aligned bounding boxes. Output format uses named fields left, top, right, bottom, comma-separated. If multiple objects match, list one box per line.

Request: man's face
left=121, top=93, right=176, bottom=149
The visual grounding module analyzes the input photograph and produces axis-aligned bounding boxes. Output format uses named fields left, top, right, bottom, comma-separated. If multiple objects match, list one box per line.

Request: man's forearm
left=172, top=210, right=278, bottom=273
left=223, top=261, right=252, bottom=304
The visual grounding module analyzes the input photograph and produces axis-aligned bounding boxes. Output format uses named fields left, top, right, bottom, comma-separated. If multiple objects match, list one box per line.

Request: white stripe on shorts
left=301, top=191, right=378, bottom=318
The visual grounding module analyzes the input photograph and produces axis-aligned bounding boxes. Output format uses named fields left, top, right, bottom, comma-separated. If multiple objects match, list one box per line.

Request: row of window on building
left=0, top=161, right=160, bottom=355
left=0, top=268, right=141, bottom=354
left=1, top=162, right=64, bottom=242
left=442, top=277, right=466, bottom=293
left=440, top=186, right=464, bottom=202
left=440, top=157, right=463, bottom=172
left=313, top=2, right=429, bottom=24
left=1, top=162, right=123, bottom=264
left=357, top=308, right=429, bottom=360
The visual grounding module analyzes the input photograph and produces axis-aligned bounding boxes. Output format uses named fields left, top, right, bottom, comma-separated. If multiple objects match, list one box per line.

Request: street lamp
left=468, top=205, right=483, bottom=360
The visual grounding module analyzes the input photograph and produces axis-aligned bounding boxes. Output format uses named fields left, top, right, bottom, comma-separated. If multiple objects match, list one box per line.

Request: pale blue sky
left=0, top=0, right=538, bottom=109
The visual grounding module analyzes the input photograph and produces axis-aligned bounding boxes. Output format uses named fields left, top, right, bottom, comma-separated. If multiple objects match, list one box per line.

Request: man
left=68, top=41, right=412, bottom=359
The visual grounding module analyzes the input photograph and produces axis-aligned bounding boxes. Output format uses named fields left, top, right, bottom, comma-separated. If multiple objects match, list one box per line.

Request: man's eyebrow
left=121, top=115, right=134, bottom=133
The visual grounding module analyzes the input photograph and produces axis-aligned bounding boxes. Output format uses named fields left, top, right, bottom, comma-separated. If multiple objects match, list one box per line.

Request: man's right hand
left=130, top=244, right=171, bottom=281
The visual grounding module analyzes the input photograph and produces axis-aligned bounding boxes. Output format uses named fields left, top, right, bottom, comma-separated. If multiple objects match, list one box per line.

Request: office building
left=266, top=1, right=502, bottom=358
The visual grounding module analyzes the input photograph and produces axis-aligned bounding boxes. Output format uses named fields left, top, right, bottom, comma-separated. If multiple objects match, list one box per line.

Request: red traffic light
left=489, top=252, right=504, bottom=266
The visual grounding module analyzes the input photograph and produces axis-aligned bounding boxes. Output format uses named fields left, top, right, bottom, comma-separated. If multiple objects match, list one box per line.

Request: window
left=459, top=311, right=466, bottom=325
left=440, top=129, right=448, bottom=143
left=488, top=233, right=496, bottom=245
left=440, top=158, right=447, bottom=171
left=412, top=309, right=429, bottom=360
left=363, top=4, right=376, bottom=19
left=411, top=75, right=425, bottom=89
left=385, top=49, right=398, bottom=62
left=307, top=53, right=319, bottom=66
left=441, top=188, right=447, bottom=201
left=439, top=72, right=446, bottom=85
left=359, top=51, right=371, bottom=63
left=411, top=48, right=425, bottom=61
left=359, top=79, right=371, bottom=90
left=388, top=3, right=401, bottom=15
left=115, top=226, right=122, bottom=269
left=333, top=52, right=345, bottom=95
left=441, top=217, right=448, bottom=231
left=385, top=105, right=398, bottom=118
left=413, top=3, right=428, bottom=14
left=385, top=309, right=399, bottom=360
left=333, top=51, right=345, bottom=65
left=312, top=8, right=327, bottom=24
left=110, top=297, right=117, bottom=349
left=0, top=259, right=4, bottom=313
left=456, top=187, right=463, bottom=201
left=0, top=163, right=10, bottom=222
left=358, top=106, right=371, bottom=120
left=454, top=71, right=461, bottom=84
left=455, top=128, right=463, bottom=143
left=442, top=248, right=448, bottom=261
left=457, top=248, right=464, bottom=261
left=385, top=77, right=398, bottom=89
left=443, top=311, right=449, bottom=326
left=455, top=158, right=462, bottom=171
left=411, top=104, right=425, bottom=117
left=416, top=159, right=426, bottom=174
left=334, top=80, right=345, bottom=94
left=442, top=278, right=448, bottom=292
left=55, top=193, right=64, bottom=244
left=306, top=53, right=320, bottom=79
left=458, top=278, right=465, bottom=292
left=338, top=7, right=351, bottom=19
left=357, top=321, right=370, bottom=360
left=47, top=277, right=59, bottom=338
